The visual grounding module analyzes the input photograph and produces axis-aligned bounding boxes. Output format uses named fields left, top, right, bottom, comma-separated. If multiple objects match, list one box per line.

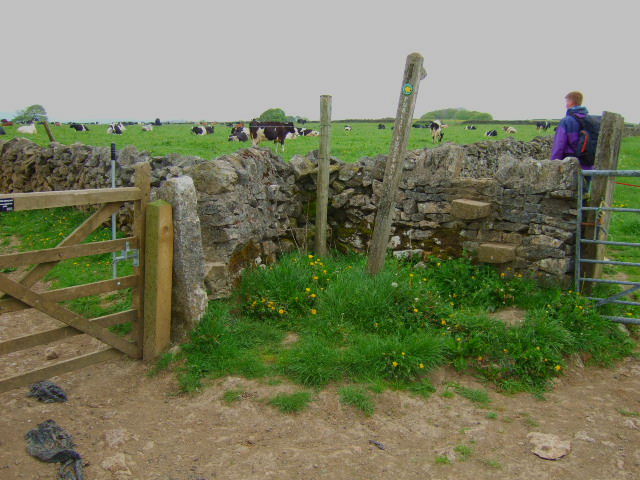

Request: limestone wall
left=0, top=135, right=577, bottom=298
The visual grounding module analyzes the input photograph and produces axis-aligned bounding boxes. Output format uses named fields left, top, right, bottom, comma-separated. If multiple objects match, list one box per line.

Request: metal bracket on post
left=113, top=241, right=140, bottom=267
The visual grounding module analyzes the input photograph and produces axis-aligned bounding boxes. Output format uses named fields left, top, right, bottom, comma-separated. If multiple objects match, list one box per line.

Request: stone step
left=450, top=198, right=491, bottom=220
left=477, top=243, right=516, bottom=264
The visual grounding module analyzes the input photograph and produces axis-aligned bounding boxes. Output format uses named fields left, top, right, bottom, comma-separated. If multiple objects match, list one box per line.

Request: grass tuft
left=268, top=391, right=313, bottom=413
left=339, top=386, right=375, bottom=416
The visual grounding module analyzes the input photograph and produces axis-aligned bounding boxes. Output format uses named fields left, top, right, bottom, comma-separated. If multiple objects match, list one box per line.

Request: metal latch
left=114, top=241, right=140, bottom=267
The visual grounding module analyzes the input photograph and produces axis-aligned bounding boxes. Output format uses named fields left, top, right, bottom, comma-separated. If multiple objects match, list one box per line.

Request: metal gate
left=575, top=169, right=640, bottom=325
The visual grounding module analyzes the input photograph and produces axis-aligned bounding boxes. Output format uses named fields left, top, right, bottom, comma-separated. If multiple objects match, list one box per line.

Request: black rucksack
left=570, top=113, right=601, bottom=167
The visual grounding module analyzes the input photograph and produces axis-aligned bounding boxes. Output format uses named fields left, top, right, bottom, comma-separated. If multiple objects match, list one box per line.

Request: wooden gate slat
left=0, top=348, right=122, bottom=394
left=0, top=202, right=124, bottom=301
left=0, top=237, right=137, bottom=269
left=0, top=188, right=141, bottom=210
left=0, top=275, right=137, bottom=315
left=0, top=309, right=137, bottom=355
left=0, top=274, right=139, bottom=358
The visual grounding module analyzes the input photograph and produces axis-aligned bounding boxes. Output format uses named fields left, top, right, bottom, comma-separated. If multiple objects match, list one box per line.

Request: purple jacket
left=551, top=106, right=591, bottom=168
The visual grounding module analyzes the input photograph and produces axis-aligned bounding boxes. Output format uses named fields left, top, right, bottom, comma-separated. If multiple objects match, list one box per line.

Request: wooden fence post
left=42, top=121, right=56, bottom=143
left=143, top=200, right=173, bottom=360
left=315, top=95, right=332, bottom=257
left=367, top=53, right=426, bottom=275
left=133, top=162, right=151, bottom=358
left=581, top=111, right=625, bottom=292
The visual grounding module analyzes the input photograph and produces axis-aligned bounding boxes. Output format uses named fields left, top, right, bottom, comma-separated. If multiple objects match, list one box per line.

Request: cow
left=344, top=125, right=352, bottom=132
left=378, top=124, right=386, bottom=130
left=485, top=129, right=498, bottom=137
left=107, top=122, right=124, bottom=135
left=249, top=120, right=297, bottom=151
left=464, top=125, right=477, bottom=130
left=295, top=128, right=319, bottom=137
left=0, top=127, right=5, bottom=135
left=1, top=120, right=13, bottom=127
left=142, top=124, right=154, bottom=132
left=70, top=123, right=89, bottom=131
left=17, top=122, right=37, bottom=135
left=430, top=120, right=445, bottom=143
left=536, top=121, right=551, bottom=131
left=154, top=118, right=162, bottom=126
left=192, top=125, right=214, bottom=135
left=228, top=126, right=249, bottom=142
left=503, top=126, right=517, bottom=134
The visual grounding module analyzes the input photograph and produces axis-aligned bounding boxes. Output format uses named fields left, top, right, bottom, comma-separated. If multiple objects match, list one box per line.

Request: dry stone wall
left=0, top=135, right=576, bottom=299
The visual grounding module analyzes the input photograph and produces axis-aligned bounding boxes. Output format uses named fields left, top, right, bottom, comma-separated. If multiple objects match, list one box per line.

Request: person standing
left=551, top=91, right=591, bottom=169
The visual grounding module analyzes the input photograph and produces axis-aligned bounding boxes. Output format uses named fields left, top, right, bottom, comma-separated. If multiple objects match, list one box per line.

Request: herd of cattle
left=1, top=117, right=555, bottom=150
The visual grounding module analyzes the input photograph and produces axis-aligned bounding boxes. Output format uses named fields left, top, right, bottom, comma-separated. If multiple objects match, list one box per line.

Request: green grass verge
left=268, top=391, right=313, bottom=413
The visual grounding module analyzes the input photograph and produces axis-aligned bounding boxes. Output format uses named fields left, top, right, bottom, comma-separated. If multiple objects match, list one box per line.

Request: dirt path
left=1, top=343, right=639, bottom=480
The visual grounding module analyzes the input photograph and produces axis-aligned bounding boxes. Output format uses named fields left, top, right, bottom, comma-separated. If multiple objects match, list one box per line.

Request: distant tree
left=259, top=108, right=287, bottom=122
left=421, top=107, right=492, bottom=121
left=13, top=104, right=48, bottom=123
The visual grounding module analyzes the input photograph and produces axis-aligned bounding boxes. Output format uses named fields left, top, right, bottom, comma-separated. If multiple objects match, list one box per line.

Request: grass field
left=0, top=121, right=555, bottom=163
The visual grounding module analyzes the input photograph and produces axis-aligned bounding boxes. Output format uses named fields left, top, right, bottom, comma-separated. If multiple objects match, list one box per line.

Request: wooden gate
left=0, top=163, right=164, bottom=393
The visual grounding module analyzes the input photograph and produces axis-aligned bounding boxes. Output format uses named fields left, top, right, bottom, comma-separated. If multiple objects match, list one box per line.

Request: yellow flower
left=409, top=273, right=415, bottom=278
left=500, top=272, right=506, bottom=277
left=503, top=349, right=509, bottom=353
left=554, top=365, right=562, bottom=371
left=308, top=254, right=314, bottom=259
left=310, top=293, right=317, bottom=298
left=413, top=308, right=419, bottom=313
left=278, top=309, right=285, bottom=314
left=313, top=276, right=319, bottom=280
left=401, top=352, right=406, bottom=356
left=441, top=320, right=447, bottom=325
left=437, top=263, right=441, bottom=267
left=536, top=346, right=540, bottom=350
left=305, top=287, right=311, bottom=292
left=311, top=309, right=317, bottom=315
left=392, top=361, right=399, bottom=367
left=456, top=337, right=461, bottom=342
left=419, top=363, right=425, bottom=369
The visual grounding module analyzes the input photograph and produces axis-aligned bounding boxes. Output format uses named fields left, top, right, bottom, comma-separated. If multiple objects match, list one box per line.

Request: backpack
left=569, top=113, right=601, bottom=167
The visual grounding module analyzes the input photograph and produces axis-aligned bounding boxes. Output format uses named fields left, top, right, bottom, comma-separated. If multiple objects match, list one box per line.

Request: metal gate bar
left=576, top=169, right=640, bottom=325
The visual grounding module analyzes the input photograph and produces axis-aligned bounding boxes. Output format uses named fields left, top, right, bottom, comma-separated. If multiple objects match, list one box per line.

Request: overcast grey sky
left=3, top=0, right=638, bottom=123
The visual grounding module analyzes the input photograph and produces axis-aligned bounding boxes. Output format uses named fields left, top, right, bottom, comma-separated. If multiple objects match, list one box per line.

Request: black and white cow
left=70, top=123, right=89, bottom=132
left=295, top=128, right=319, bottom=137
left=142, top=124, right=154, bottom=132
left=344, top=125, right=352, bottom=132
left=536, top=121, right=551, bottom=131
left=228, top=126, right=249, bottom=142
left=192, top=125, right=215, bottom=135
left=107, top=123, right=124, bottom=135
left=377, top=124, right=386, bottom=130
left=485, top=129, right=498, bottom=137
left=464, top=125, right=477, bottom=130
left=503, top=126, right=517, bottom=134
left=430, top=120, right=445, bottom=143
left=249, top=120, right=297, bottom=151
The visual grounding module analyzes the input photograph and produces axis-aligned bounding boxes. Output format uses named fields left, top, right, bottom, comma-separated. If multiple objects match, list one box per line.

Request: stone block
left=450, top=199, right=492, bottom=220
left=478, top=243, right=517, bottom=264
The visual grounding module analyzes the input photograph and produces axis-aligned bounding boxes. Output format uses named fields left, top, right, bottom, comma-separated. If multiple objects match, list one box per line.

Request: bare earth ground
left=1, top=304, right=639, bottom=480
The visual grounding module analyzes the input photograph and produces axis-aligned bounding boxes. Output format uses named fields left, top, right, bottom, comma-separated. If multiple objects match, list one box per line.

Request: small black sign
left=0, top=198, right=15, bottom=212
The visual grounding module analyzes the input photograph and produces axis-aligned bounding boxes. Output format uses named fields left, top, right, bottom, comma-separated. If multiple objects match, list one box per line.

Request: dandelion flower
left=413, top=308, right=419, bottom=313
left=401, top=352, right=406, bottom=356
left=305, top=287, right=311, bottom=292
left=419, top=363, right=425, bottom=369
left=311, top=309, right=317, bottom=315
left=313, top=276, right=319, bottom=280
left=278, top=309, right=285, bottom=314
left=310, top=293, right=317, bottom=298
left=554, top=365, right=562, bottom=371
left=308, top=254, right=314, bottom=259
left=392, top=361, right=399, bottom=367
left=441, top=320, right=447, bottom=325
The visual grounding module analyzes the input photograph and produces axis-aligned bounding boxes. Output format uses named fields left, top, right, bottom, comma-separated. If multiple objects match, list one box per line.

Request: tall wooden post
left=42, top=121, right=56, bottom=143
left=143, top=200, right=173, bottom=360
left=315, top=95, right=332, bottom=257
left=581, top=111, right=624, bottom=292
left=132, top=162, right=151, bottom=358
left=367, top=53, right=426, bottom=275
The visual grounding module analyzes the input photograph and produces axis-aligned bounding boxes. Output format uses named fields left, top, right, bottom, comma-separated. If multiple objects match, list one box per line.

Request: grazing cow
left=344, top=125, right=352, bottom=132
left=430, top=120, right=445, bottom=143
left=107, top=123, right=124, bottom=135
left=464, top=125, right=477, bottom=130
left=70, top=123, right=89, bottom=131
left=142, top=124, right=154, bottom=132
left=295, top=128, right=319, bottom=137
left=0, top=127, right=5, bottom=135
left=536, top=121, right=551, bottom=131
left=378, top=124, right=386, bottom=130
left=154, top=118, right=162, bottom=126
left=17, top=122, right=37, bottom=135
left=228, top=126, right=249, bottom=142
left=503, top=126, right=517, bottom=134
left=485, top=129, right=498, bottom=137
left=249, top=120, right=297, bottom=151
left=192, top=125, right=214, bottom=135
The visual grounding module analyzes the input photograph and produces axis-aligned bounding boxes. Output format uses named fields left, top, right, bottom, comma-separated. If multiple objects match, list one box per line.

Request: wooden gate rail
left=0, top=163, right=165, bottom=394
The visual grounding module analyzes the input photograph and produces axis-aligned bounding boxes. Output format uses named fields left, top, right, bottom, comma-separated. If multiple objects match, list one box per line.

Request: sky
left=2, top=0, right=639, bottom=123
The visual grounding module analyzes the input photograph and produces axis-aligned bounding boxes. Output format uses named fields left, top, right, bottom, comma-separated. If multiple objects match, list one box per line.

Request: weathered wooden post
left=42, top=121, right=56, bottom=143
left=581, top=111, right=625, bottom=292
left=132, top=162, right=151, bottom=358
left=367, top=53, right=426, bottom=275
left=143, top=200, right=173, bottom=360
left=315, top=95, right=332, bottom=257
